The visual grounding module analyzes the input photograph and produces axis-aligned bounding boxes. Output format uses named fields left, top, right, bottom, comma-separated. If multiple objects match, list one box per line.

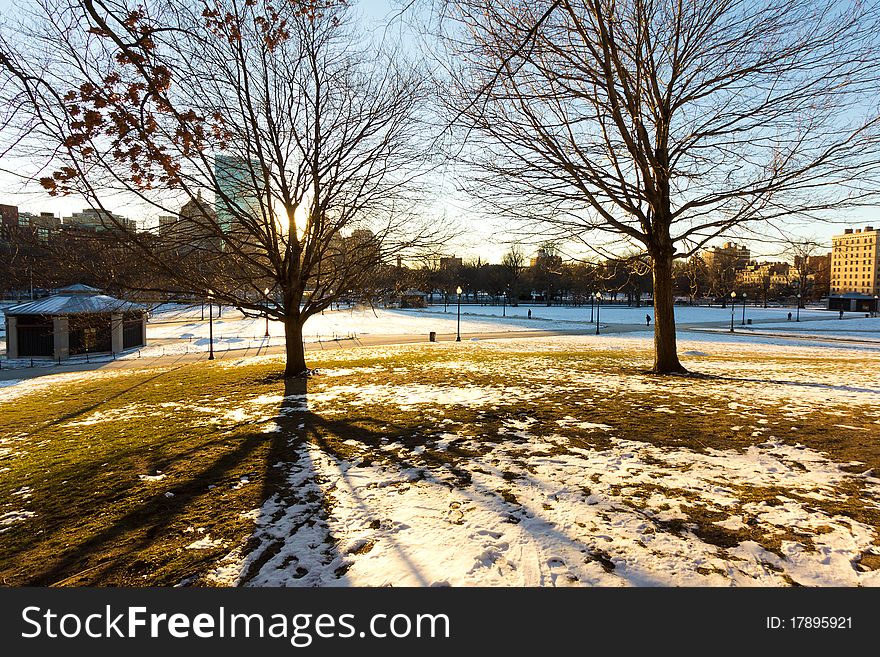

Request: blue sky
left=0, top=0, right=875, bottom=263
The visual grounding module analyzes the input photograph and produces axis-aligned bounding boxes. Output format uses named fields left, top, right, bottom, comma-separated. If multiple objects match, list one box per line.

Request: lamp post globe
left=264, top=287, right=271, bottom=337
left=729, top=291, right=736, bottom=333
left=456, top=286, right=463, bottom=342
left=207, top=289, right=215, bottom=360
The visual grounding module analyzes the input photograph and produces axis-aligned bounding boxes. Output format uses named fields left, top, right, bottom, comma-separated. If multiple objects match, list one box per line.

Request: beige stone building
left=736, top=261, right=796, bottom=287
left=830, top=226, right=879, bottom=296
left=829, top=226, right=880, bottom=312
left=700, top=242, right=751, bottom=270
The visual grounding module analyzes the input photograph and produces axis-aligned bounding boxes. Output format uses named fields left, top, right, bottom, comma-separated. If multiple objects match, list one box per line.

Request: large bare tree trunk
left=651, top=250, right=686, bottom=374
left=0, top=0, right=438, bottom=380
left=283, top=317, right=308, bottom=378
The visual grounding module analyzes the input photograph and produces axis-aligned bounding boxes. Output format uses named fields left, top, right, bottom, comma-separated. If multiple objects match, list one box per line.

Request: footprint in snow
left=546, top=557, right=580, bottom=587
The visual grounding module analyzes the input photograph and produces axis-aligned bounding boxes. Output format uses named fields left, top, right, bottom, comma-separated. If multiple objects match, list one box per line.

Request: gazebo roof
left=57, top=283, right=102, bottom=294
left=4, top=285, right=146, bottom=316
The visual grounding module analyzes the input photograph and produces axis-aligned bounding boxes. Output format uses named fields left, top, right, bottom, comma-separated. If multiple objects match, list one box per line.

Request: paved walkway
left=0, top=328, right=593, bottom=382
left=2, top=312, right=877, bottom=383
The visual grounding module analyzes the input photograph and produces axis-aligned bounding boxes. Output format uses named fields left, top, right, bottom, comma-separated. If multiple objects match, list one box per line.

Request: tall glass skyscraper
left=214, top=154, right=261, bottom=234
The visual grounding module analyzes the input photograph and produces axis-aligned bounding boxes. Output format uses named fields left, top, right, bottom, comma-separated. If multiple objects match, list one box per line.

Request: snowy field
left=745, top=316, right=880, bottom=341
left=2, top=301, right=873, bottom=366
left=2, top=333, right=879, bottom=586
left=140, top=302, right=866, bottom=356
left=215, top=337, right=880, bottom=587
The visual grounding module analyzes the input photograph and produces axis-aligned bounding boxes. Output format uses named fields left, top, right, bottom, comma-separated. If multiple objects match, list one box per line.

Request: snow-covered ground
left=207, top=336, right=880, bottom=587
left=139, top=303, right=864, bottom=356
left=744, top=316, right=880, bottom=341
left=237, top=436, right=880, bottom=587
left=0, top=301, right=876, bottom=368
left=3, top=333, right=879, bottom=586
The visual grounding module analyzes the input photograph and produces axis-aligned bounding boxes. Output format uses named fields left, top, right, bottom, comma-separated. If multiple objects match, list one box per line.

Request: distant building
left=0, top=204, right=18, bottom=242
left=214, top=155, right=262, bottom=235
left=1, top=206, right=61, bottom=242
left=530, top=248, right=563, bottom=270
left=736, top=261, right=795, bottom=287
left=62, top=208, right=136, bottom=233
left=326, top=227, right=380, bottom=271
left=701, top=242, right=751, bottom=270
left=19, top=212, right=61, bottom=241
left=3, top=284, right=147, bottom=360
left=439, top=256, right=463, bottom=270
left=170, top=192, right=221, bottom=254
left=829, top=226, right=879, bottom=311
left=157, top=215, right=178, bottom=234
left=0, top=203, right=17, bottom=235
left=794, top=252, right=831, bottom=298
left=795, top=253, right=831, bottom=276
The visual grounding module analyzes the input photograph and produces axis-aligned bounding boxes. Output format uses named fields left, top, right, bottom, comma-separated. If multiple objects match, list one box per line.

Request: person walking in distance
left=839, top=309, right=844, bottom=319
left=646, top=314, right=651, bottom=327
left=528, top=309, right=532, bottom=319
left=787, top=312, right=792, bottom=321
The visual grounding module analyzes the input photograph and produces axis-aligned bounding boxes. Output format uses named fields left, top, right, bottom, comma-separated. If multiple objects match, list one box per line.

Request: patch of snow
left=139, top=473, right=167, bottom=482
left=186, top=535, right=225, bottom=550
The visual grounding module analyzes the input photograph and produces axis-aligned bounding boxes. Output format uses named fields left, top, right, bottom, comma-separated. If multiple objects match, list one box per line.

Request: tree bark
left=283, top=317, right=309, bottom=378
left=651, top=250, right=687, bottom=374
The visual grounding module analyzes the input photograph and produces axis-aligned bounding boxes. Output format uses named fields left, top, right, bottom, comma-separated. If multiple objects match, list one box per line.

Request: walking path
left=0, top=328, right=587, bottom=382
left=2, top=311, right=877, bottom=383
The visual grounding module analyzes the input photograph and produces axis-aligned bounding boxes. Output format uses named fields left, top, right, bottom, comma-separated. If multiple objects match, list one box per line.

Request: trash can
left=429, top=331, right=436, bottom=342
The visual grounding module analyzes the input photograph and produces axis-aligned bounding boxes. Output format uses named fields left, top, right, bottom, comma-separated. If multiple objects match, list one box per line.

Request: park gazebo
left=3, top=284, right=147, bottom=360
left=398, top=289, right=428, bottom=308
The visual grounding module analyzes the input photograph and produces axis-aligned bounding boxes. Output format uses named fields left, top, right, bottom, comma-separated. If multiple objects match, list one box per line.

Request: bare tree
left=781, top=236, right=829, bottom=304
left=704, top=251, right=739, bottom=304
left=437, top=0, right=880, bottom=372
left=0, top=0, right=440, bottom=376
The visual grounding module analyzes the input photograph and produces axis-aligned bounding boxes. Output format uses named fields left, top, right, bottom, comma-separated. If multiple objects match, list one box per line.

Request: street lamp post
left=503, top=286, right=508, bottom=317
left=264, top=287, right=271, bottom=337
left=729, top=291, right=736, bottom=332
left=741, top=292, right=747, bottom=325
left=796, top=294, right=801, bottom=322
left=456, top=285, right=463, bottom=341
left=207, top=289, right=215, bottom=360
left=590, top=292, right=595, bottom=323
left=595, top=292, right=602, bottom=335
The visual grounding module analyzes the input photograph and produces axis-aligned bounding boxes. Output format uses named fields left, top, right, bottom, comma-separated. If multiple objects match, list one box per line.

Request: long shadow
left=691, top=372, right=880, bottom=396
left=103, top=369, right=825, bottom=587
left=238, top=377, right=346, bottom=586
left=27, top=425, right=278, bottom=586
left=237, top=383, right=474, bottom=586
left=242, top=395, right=817, bottom=587
left=2, top=419, right=241, bottom=564
left=227, top=388, right=600, bottom=585
left=41, top=366, right=187, bottom=429
left=12, top=374, right=307, bottom=585
left=301, top=415, right=598, bottom=584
